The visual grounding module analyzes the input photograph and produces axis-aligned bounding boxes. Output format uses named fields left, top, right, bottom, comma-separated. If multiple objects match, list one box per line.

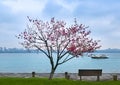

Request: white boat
left=90, top=54, right=108, bottom=59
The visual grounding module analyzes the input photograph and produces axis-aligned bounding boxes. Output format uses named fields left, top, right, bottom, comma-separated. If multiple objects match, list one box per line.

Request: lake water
left=0, top=53, right=120, bottom=73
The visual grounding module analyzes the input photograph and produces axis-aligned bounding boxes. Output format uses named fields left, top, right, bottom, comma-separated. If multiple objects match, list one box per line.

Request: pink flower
left=67, top=44, right=76, bottom=52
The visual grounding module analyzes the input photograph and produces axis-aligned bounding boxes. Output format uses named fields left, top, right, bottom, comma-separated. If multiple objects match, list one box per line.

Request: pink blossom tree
left=17, top=17, right=101, bottom=79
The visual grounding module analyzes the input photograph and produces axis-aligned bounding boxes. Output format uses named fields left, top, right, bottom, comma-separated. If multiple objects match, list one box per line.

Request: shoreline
left=0, top=73, right=120, bottom=81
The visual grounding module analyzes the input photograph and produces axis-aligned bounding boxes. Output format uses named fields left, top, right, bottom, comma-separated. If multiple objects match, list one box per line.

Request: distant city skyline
left=0, top=0, right=120, bottom=49
left=1, top=47, right=120, bottom=53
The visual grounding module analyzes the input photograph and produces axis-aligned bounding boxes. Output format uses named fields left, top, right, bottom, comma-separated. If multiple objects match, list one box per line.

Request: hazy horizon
left=0, top=0, right=120, bottom=49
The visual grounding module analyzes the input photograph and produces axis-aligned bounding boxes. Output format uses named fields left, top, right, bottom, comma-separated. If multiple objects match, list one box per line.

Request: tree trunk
left=49, top=69, right=55, bottom=80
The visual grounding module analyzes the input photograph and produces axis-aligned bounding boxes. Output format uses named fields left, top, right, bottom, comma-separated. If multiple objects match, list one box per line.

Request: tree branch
left=34, top=45, right=49, bottom=57
left=58, top=56, right=75, bottom=65
left=59, top=41, right=70, bottom=57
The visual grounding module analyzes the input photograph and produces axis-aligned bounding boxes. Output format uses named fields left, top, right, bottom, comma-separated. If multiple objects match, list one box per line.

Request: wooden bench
left=78, top=69, right=102, bottom=81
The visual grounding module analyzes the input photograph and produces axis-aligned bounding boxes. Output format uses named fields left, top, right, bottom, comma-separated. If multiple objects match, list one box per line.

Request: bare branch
left=58, top=56, right=75, bottom=65
left=34, top=45, right=49, bottom=57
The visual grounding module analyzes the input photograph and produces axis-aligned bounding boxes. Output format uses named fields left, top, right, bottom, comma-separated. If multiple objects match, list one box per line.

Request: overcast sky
left=0, top=0, right=120, bottom=49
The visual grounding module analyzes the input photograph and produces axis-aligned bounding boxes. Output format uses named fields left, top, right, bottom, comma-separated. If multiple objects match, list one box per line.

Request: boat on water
left=90, top=54, right=108, bottom=59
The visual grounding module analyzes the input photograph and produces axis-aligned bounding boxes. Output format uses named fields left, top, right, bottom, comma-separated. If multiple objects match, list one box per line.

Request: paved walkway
left=0, top=73, right=120, bottom=81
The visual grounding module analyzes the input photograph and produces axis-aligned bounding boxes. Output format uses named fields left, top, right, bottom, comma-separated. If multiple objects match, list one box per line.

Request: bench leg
left=80, top=76, right=82, bottom=81
left=97, top=76, right=100, bottom=81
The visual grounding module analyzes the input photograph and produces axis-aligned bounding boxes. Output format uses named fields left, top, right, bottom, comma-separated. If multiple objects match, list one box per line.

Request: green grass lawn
left=0, top=78, right=120, bottom=85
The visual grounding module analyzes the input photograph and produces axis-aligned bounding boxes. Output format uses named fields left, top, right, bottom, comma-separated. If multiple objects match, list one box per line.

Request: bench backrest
left=78, top=69, right=102, bottom=76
